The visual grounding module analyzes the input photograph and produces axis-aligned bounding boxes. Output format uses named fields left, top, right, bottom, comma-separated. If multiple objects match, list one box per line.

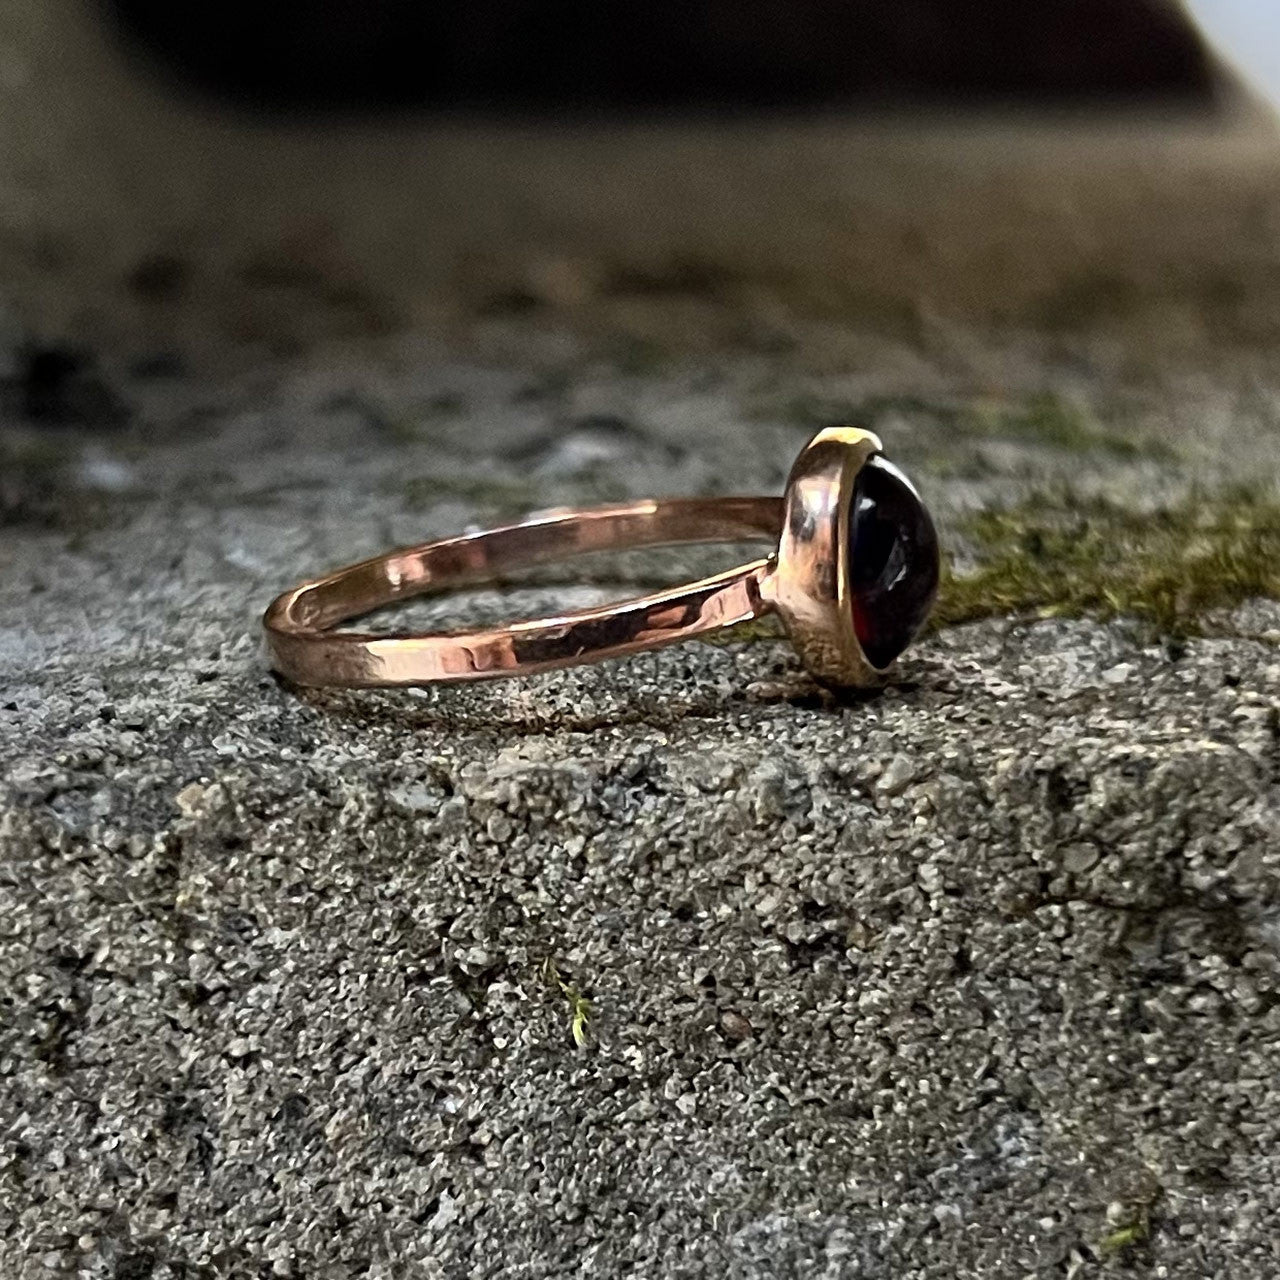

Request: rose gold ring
left=263, top=426, right=940, bottom=690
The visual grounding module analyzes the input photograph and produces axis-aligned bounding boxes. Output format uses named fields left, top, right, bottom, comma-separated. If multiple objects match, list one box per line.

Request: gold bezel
left=763, top=425, right=886, bottom=689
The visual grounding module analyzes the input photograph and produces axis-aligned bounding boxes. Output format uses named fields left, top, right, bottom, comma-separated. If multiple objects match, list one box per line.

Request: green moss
left=1098, top=1200, right=1155, bottom=1257
left=962, top=393, right=1166, bottom=459
left=709, top=483, right=1280, bottom=649
left=937, top=487, right=1280, bottom=636
left=1099, top=1219, right=1148, bottom=1255
left=542, top=958, right=592, bottom=1049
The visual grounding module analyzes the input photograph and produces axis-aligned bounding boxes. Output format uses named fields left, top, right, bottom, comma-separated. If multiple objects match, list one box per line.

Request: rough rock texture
left=2, top=334, right=1280, bottom=1278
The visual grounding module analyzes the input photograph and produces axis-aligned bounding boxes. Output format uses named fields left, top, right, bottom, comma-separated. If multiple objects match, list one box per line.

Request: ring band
left=263, top=427, right=940, bottom=690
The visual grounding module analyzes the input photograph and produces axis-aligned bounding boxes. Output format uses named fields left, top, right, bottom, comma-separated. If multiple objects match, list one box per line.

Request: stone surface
left=2, top=28, right=1280, bottom=1271
left=2, top=330, right=1280, bottom=1279
left=849, top=456, right=939, bottom=670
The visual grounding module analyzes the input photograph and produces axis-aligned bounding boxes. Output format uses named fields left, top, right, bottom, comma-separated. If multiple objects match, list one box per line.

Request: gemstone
left=849, top=456, right=939, bottom=669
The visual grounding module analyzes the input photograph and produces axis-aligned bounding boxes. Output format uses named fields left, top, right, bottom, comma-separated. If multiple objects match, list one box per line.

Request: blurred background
left=0, top=0, right=1276, bottom=395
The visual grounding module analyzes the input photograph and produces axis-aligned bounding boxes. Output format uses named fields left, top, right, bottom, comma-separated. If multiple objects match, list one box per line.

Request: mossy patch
left=1097, top=1187, right=1161, bottom=1261
left=937, top=486, right=1280, bottom=636
left=961, top=393, right=1168, bottom=459
left=1099, top=1220, right=1148, bottom=1254
left=542, top=958, right=592, bottom=1049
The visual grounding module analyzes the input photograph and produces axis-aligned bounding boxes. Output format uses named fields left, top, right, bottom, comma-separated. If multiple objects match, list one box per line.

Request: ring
left=263, top=426, right=940, bottom=690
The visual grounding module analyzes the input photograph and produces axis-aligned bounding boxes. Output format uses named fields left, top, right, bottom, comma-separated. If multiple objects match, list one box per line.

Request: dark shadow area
left=105, top=0, right=1218, bottom=112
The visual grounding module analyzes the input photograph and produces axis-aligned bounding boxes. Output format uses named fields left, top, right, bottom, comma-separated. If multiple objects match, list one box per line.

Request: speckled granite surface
left=3, top=333, right=1280, bottom=1277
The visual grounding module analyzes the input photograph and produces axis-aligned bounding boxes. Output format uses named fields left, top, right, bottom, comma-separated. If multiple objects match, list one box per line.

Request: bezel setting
left=764, top=425, right=937, bottom=689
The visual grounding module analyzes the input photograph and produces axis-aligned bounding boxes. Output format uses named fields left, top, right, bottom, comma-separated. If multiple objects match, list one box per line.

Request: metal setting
left=763, top=425, right=885, bottom=687
left=263, top=426, right=924, bottom=691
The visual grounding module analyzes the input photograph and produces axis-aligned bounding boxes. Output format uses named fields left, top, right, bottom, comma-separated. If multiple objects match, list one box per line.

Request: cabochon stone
left=849, top=455, right=940, bottom=669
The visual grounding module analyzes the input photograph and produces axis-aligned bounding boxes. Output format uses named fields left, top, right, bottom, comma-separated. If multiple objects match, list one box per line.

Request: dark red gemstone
left=849, top=456, right=939, bottom=669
